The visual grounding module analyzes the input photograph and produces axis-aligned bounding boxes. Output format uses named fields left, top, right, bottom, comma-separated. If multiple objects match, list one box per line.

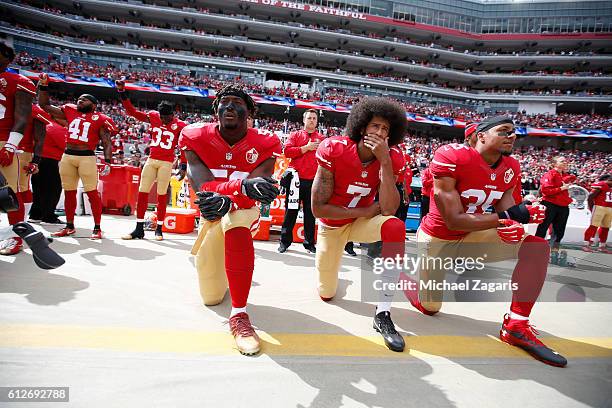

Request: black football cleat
left=500, top=314, right=567, bottom=367
left=373, top=311, right=405, bottom=352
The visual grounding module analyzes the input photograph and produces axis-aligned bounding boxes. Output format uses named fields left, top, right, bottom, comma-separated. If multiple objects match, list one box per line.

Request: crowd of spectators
left=42, top=95, right=609, bottom=191
left=13, top=52, right=612, bottom=132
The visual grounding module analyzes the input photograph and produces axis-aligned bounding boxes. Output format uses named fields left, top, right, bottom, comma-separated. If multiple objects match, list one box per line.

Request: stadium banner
left=240, top=0, right=367, bottom=20
left=9, top=67, right=611, bottom=139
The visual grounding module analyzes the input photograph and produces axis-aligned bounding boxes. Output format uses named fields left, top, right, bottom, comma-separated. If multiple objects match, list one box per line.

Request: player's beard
left=501, top=150, right=512, bottom=156
left=77, top=104, right=94, bottom=113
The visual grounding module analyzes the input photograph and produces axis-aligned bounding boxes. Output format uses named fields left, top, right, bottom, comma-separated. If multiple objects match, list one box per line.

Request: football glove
left=0, top=143, right=17, bottom=167
left=498, top=202, right=545, bottom=224
left=23, top=162, right=39, bottom=175
left=196, top=191, right=232, bottom=221
left=241, top=176, right=279, bottom=204
left=38, top=73, right=49, bottom=87
left=497, top=219, right=525, bottom=244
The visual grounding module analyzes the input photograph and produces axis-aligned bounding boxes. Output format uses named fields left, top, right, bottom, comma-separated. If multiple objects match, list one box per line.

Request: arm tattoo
left=312, top=166, right=334, bottom=207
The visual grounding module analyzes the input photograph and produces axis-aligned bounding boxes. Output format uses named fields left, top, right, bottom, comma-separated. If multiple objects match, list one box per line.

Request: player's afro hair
left=345, top=97, right=408, bottom=147
left=213, top=84, right=256, bottom=116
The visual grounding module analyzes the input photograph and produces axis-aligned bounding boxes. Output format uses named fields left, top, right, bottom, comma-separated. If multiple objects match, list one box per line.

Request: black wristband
left=179, top=163, right=187, bottom=171
left=31, top=155, right=42, bottom=164
left=497, top=211, right=509, bottom=220
left=118, top=91, right=128, bottom=100
left=105, top=158, right=112, bottom=164
left=38, top=85, right=48, bottom=91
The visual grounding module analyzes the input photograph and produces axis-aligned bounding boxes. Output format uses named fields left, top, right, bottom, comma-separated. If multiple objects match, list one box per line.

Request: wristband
left=31, top=155, right=42, bottom=164
left=7, top=132, right=24, bottom=147
left=105, top=158, right=112, bottom=164
left=38, top=85, right=48, bottom=91
left=179, top=163, right=187, bottom=171
left=497, top=211, right=509, bottom=220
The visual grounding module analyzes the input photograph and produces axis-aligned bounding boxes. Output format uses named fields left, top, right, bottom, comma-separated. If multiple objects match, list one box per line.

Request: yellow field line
left=0, top=324, right=611, bottom=358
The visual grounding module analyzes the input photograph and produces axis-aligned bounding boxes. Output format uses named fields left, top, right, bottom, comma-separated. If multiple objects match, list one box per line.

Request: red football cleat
left=499, top=314, right=567, bottom=367
left=52, top=227, right=76, bottom=237
left=581, top=245, right=595, bottom=253
left=0, top=237, right=23, bottom=255
left=598, top=246, right=612, bottom=254
left=90, top=229, right=103, bottom=240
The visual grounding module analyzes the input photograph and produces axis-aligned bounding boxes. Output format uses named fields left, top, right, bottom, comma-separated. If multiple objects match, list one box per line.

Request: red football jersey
left=41, top=121, right=67, bottom=161
left=315, top=136, right=405, bottom=227
left=146, top=112, right=187, bottom=162
left=179, top=122, right=282, bottom=209
left=420, top=143, right=520, bottom=240
left=0, top=71, right=36, bottom=142
left=20, top=104, right=52, bottom=153
left=591, top=181, right=612, bottom=208
left=62, top=104, right=116, bottom=150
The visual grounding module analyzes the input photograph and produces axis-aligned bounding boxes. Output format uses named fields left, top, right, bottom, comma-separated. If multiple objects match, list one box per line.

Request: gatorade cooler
left=405, top=202, right=421, bottom=231
left=292, top=223, right=318, bottom=244
left=98, top=164, right=142, bottom=216
left=252, top=217, right=272, bottom=241
left=162, top=207, right=198, bottom=234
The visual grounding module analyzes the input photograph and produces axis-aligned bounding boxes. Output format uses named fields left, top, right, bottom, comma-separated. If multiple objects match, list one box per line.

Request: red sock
left=136, top=191, right=149, bottom=220
left=64, top=190, right=77, bottom=224
left=156, top=194, right=167, bottom=224
left=20, top=190, right=33, bottom=204
left=86, top=190, right=103, bottom=226
left=224, top=227, right=254, bottom=308
left=510, top=235, right=549, bottom=317
left=584, top=225, right=597, bottom=243
left=7, top=192, right=24, bottom=225
left=381, top=217, right=406, bottom=259
left=598, top=227, right=609, bottom=244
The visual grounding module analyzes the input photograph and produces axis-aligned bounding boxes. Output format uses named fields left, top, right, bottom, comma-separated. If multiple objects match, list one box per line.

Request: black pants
left=29, top=158, right=62, bottom=221
left=280, top=178, right=315, bottom=248
left=535, top=201, right=570, bottom=247
left=420, top=196, right=430, bottom=220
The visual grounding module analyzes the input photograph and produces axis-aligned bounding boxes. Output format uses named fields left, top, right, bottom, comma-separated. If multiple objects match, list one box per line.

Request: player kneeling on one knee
left=311, top=97, right=409, bottom=353
left=409, top=115, right=566, bottom=367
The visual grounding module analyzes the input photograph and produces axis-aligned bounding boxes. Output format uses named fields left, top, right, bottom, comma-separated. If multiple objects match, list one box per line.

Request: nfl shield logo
left=504, top=168, right=514, bottom=184
left=361, top=171, right=368, bottom=178
left=490, top=173, right=496, bottom=181
left=92, top=115, right=99, bottom=121
left=225, top=152, right=233, bottom=161
left=246, top=148, right=259, bottom=164
left=171, top=124, right=177, bottom=130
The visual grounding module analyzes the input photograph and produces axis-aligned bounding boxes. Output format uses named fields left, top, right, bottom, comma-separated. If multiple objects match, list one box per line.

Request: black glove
left=195, top=191, right=232, bottom=221
left=497, top=202, right=530, bottom=224
left=241, top=177, right=279, bottom=205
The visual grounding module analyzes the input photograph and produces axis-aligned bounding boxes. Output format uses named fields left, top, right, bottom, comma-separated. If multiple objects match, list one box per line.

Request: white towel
left=287, top=168, right=300, bottom=210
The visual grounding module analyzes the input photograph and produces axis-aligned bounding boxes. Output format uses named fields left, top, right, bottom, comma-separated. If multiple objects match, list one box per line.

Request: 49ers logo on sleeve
left=504, top=168, right=514, bottom=184
left=246, top=148, right=259, bottom=164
